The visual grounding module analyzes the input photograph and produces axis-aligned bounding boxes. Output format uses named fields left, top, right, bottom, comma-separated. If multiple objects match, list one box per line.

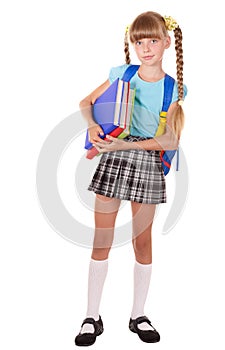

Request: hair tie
left=164, top=16, right=178, bottom=31
left=125, top=25, right=130, bottom=34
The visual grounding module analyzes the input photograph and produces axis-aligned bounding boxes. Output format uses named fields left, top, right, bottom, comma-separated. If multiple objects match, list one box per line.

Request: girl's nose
left=143, top=44, right=150, bottom=53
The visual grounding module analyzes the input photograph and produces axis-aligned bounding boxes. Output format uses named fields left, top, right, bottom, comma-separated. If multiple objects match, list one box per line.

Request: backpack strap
left=122, top=65, right=140, bottom=82
left=160, top=74, right=180, bottom=173
left=155, top=74, right=175, bottom=137
left=161, top=74, right=175, bottom=112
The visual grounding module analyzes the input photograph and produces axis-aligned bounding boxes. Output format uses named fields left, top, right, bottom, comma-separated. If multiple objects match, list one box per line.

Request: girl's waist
left=124, top=135, right=159, bottom=154
left=124, top=135, right=153, bottom=142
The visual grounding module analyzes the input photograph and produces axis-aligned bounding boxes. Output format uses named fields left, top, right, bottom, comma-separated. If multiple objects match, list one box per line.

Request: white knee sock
left=81, top=258, right=108, bottom=334
left=131, top=261, right=154, bottom=331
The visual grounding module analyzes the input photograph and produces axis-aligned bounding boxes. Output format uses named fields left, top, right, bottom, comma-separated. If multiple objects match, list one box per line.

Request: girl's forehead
left=131, top=33, right=166, bottom=42
left=130, top=29, right=167, bottom=42
left=135, top=37, right=163, bottom=40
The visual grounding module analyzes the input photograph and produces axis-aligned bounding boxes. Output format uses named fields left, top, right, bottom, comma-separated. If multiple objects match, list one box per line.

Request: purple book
left=84, top=78, right=124, bottom=150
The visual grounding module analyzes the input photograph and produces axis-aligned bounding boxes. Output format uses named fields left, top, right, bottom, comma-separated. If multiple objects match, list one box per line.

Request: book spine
left=113, top=80, right=124, bottom=126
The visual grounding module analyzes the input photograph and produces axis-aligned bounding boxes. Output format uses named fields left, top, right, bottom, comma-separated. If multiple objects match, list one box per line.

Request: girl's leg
left=81, top=194, right=121, bottom=334
left=92, top=193, right=121, bottom=260
left=131, top=201, right=156, bottom=264
left=130, top=201, right=156, bottom=331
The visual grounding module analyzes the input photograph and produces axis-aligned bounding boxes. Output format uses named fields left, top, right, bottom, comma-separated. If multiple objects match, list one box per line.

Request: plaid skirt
left=88, top=136, right=166, bottom=204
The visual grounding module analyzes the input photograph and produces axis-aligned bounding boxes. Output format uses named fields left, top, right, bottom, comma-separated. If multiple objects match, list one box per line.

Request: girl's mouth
left=143, top=55, right=154, bottom=60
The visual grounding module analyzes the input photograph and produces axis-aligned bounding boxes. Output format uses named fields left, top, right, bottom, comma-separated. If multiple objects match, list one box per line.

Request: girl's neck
left=138, top=65, right=165, bottom=82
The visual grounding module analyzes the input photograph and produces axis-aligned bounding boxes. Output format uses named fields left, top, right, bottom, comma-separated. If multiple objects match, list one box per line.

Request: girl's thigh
left=92, top=194, right=121, bottom=253
left=131, top=201, right=156, bottom=239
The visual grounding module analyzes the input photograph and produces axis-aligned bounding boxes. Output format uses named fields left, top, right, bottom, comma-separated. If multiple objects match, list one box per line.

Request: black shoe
left=75, top=316, right=104, bottom=347
left=129, top=316, right=160, bottom=343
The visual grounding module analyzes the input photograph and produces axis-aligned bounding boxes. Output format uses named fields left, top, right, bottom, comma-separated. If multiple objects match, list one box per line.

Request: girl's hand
left=88, top=123, right=104, bottom=143
left=93, top=135, right=130, bottom=153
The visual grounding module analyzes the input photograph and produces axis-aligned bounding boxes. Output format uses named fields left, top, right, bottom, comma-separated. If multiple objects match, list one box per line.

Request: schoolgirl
left=75, top=11, right=187, bottom=346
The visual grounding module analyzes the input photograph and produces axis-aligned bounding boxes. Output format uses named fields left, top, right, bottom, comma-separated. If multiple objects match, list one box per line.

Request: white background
left=1, top=1, right=225, bottom=349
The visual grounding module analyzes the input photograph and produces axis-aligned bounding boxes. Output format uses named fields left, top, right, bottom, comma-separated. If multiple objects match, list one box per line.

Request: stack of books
left=84, top=78, right=135, bottom=159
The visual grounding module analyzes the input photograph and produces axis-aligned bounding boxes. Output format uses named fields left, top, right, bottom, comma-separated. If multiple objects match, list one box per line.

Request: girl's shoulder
left=108, top=64, right=131, bottom=83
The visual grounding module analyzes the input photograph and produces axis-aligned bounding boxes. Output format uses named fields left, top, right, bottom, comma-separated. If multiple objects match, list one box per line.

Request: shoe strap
left=81, top=317, right=96, bottom=327
left=81, top=317, right=101, bottom=333
left=134, top=316, right=157, bottom=331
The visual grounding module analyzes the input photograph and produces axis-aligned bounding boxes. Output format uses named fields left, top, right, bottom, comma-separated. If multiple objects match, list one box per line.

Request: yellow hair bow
left=164, top=16, right=178, bottom=31
left=125, top=25, right=130, bottom=34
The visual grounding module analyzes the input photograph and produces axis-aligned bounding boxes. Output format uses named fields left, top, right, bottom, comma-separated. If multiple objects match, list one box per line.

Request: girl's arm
left=93, top=101, right=180, bottom=152
left=80, top=79, right=111, bottom=143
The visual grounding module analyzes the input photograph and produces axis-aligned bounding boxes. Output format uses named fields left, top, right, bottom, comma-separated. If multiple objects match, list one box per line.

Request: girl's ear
left=164, top=36, right=171, bottom=49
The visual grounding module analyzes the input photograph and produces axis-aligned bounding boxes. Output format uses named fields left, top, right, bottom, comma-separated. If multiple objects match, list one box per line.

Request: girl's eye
left=136, top=41, right=142, bottom=46
left=151, top=39, right=158, bottom=44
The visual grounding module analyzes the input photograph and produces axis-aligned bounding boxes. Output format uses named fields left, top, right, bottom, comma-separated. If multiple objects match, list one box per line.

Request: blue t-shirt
left=109, top=64, right=188, bottom=137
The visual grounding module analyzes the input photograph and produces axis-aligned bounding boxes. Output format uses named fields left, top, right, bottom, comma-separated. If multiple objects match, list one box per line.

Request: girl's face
left=133, top=36, right=171, bottom=66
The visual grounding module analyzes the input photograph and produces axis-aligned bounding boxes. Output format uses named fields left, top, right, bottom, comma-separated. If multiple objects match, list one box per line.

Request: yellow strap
left=160, top=111, right=167, bottom=117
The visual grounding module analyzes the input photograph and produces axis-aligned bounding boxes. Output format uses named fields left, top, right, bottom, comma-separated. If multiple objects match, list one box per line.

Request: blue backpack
left=122, top=64, right=178, bottom=176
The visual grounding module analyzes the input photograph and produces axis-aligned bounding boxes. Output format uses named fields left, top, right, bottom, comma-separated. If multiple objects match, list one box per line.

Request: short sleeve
left=171, top=81, right=188, bottom=104
left=109, top=64, right=130, bottom=84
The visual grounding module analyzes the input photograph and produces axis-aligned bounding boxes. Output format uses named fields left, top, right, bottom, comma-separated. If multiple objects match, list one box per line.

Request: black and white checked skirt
left=88, top=136, right=166, bottom=204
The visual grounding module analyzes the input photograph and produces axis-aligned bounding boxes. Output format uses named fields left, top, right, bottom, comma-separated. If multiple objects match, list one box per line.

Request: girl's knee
left=91, top=247, right=111, bottom=260
left=133, top=238, right=151, bottom=254
left=132, top=234, right=152, bottom=263
left=93, top=227, right=114, bottom=249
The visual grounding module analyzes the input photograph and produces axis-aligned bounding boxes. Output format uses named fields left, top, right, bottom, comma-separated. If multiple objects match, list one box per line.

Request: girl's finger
left=93, top=140, right=111, bottom=147
left=105, top=135, right=117, bottom=142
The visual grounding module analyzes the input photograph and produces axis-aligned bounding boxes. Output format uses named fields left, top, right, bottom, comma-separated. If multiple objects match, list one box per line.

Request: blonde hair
left=124, top=11, right=185, bottom=139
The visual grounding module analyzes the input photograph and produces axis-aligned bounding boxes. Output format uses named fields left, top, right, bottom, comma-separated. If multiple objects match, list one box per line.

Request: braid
left=174, top=27, right=184, bottom=101
left=171, top=26, right=185, bottom=139
left=124, top=31, right=131, bottom=64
